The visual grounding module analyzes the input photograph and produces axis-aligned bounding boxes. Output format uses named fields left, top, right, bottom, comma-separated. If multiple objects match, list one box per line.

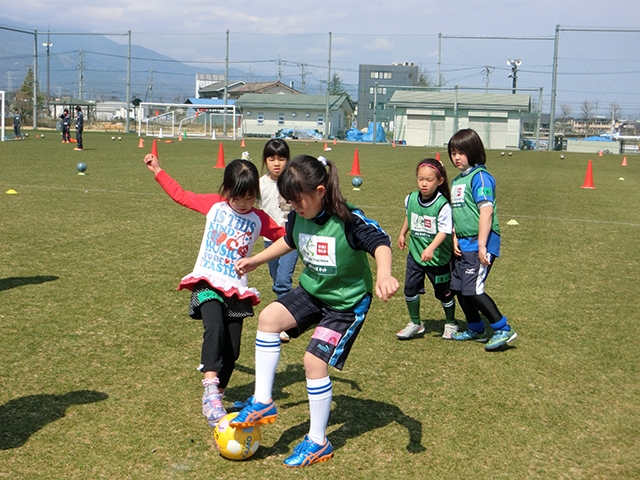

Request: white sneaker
left=442, top=323, right=459, bottom=340
left=396, top=322, right=425, bottom=340
left=279, top=331, right=290, bottom=343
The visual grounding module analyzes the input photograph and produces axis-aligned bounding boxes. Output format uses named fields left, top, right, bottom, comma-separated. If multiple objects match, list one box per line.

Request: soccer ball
left=352, top=176, right=363, bottom=188
left=41, top=134, right=45, bottom=138
left=213, top=412, right=261, bottom=460
left=560, top=155, right=565, bottom=159
left=500, top=152, right=505, bottom=156
left=112, top=136, right=116, bottom=141
left=118, top=137, right=122, bottom=141
left=77, top=162, right=87, bottom=173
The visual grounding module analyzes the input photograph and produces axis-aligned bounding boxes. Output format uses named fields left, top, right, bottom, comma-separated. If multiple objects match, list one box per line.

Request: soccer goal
left=137, top=102, right=241, bottom=140
left=1, top=91, right=5, bottom=142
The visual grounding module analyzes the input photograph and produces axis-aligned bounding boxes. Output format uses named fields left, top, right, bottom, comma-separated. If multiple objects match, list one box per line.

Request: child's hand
left=375, top=275, right=399, bottom=302
left=235, top=257, right=257, bottom=276
left=143, top=154, right=162, bottom=174
left=397, top=234, right=406, bottom=250
left=478, top=246, right=490, bottom=266
left=452, top=235, right=461, bottom=257
left=420, top=247, right=434, bottom=262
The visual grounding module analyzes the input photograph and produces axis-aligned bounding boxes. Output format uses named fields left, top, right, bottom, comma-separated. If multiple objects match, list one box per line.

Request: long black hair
left=447, top=128, right=486, bottom=166
left=277, top=155, right=351, bottom=222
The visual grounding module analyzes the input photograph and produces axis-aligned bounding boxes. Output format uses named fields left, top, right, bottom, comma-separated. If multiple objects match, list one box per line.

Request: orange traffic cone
left=333, top=138, right=337, bottom=145
left=215, top=142, right=225, bottom=168
left=241, top=138, right=246, bottom=147
left=622, top=156, right=628, bottom=166
left=581, top=160, right=595, bottom=189
left=138, top=137, right=145, bottom=148
left=151, top=139, right=158, bottom=159
left=323, top=142, right=329, bottom=151
left=178, top=134, right=182, bottom=142
left=349, top=149, right=361, bottom=176
left=598, top=149, right=603, bottom=157
left=435, top=152, right=441, bottom=162
left=392, top=141, right=396, bottom=148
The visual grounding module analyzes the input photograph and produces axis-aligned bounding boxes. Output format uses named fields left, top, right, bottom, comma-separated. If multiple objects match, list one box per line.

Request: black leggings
left=456, top=293, right=502, bottom=325
left=200, top=300, right=244, bottom=389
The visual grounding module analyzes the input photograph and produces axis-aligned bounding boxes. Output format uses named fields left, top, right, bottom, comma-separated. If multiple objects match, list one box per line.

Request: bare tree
left=581, top=100, right=594, bottom=134
left=559, top=104, right=572, bottom=134
left=610, top=102, right=623, bottom=122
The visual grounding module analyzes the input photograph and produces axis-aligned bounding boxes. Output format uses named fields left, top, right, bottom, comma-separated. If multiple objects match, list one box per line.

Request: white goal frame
left=1, top=91, right=5, bottom=142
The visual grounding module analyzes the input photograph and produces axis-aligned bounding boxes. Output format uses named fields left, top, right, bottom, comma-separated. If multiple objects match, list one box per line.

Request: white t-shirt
left=259, top=174, right=291, bottom=227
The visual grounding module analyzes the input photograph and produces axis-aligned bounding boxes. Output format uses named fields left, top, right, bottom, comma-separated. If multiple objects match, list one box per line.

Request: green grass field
left=1, top=132, right=639, bottom=479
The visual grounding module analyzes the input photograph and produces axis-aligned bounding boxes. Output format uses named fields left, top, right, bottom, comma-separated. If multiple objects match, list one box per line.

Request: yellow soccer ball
left=213, top=412, right=261, bottom=460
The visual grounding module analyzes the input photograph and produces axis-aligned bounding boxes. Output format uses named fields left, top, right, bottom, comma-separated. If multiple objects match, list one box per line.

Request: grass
left=1, top=132, right=639, bottom=479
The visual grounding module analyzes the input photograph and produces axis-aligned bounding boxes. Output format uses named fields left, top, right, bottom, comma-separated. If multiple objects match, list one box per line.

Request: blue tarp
left=577, top=136, right=615, bottom=142
left=274, top=128, right=323, bottom=140
left=345, top=122, right=386, bottom=143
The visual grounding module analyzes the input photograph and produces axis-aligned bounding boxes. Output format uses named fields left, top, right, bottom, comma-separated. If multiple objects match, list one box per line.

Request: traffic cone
left=598, top=149, right=603, bottom=157
left=138, top=137, right=144, bottom=148
left=178, top=134, right=182, bottom=142
left=392, top=141, right=396, bottom=148
left=151, top=139, right=158, bottom=159
left=581, top=160, right=595, bottom=189
left=435, top=152, right=441, bottom=162
left=333, top=138, right=337, bottom=145
left=622, top=156, right=628, bottom=166
left=324, top=142, right=329, bottom=151
left=215, top=142, right=225, bottom=168
left=241, top=138, right=246, bottom=147
left=349, top=149, right=361, bottom=176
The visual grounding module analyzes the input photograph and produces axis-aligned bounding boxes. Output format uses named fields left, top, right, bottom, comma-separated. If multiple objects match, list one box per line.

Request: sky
left=2, top=0, right=640, bottom=118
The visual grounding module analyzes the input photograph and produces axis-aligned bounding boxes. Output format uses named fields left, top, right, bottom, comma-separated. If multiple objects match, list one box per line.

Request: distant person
left=60, top=108, right=71, bottom=143
left=13, top=109, right=21, bottom=140
left=74, top=106, right=83, bottom=150
left=258, top=138, right=298, bottom=343
left=396, top=158, right=457, bottom=340
left=447, top=128, right=517, bottom=351
left=143, top=153, right=285, bottom=428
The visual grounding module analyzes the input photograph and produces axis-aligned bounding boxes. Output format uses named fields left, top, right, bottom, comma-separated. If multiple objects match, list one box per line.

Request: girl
left=396, top=158, right=457, bottom=340
left=447, top=129, right=517, bottom=351
left=258, top=139, right=298, bottom=343
left=232, top=155, right=399, bottom=468
left=143, top=154, right=285, bottom=427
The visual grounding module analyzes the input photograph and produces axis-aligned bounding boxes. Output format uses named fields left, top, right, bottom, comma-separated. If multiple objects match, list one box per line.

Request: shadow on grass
left=0, top=390, right=109, bottom=450
left=260, top=394, right=425, bottom=458
left=0, top=275, right=59, bottom=292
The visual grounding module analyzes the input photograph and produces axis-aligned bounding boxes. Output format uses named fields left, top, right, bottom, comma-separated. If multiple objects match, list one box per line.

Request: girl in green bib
left=232, top=154, right=399, bottom=467
left=397, top=158, right=457, bottom=340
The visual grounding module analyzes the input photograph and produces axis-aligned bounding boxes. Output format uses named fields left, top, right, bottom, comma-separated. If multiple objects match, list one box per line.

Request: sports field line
left=4, top=184, right=163, bottom=196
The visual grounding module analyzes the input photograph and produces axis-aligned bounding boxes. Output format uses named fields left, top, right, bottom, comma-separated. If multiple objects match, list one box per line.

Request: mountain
left=0, top=19, right=248, bottom=103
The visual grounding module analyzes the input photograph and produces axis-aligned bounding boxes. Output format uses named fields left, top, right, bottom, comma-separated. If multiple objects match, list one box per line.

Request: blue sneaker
left=485, top=329, right=518, bottom=351
left=283, top=435, right=334, bottom=468
left=228, top=396, right=277, bottom=428
left=451, top=329, right=488, bottom=343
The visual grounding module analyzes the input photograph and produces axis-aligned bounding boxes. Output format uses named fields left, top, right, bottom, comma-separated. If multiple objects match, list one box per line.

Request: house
left=48, top=97, right=96, bottom=123
left=234, top=93, right=354, bottom=138
left=389, top=91, right=531, bottom=149
left=198, top=81, right=299, bottom=100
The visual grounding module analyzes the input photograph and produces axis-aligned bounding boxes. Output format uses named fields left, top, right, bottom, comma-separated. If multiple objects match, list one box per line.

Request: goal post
left=1, top=91, right=5, bottom=142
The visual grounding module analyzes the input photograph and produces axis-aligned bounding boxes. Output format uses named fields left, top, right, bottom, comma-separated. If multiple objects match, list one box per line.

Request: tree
left=13, top=67, right=44, bottom=124
left=416, top=67, right=435, bottom=88
left=327, top=73, right=352, bottom=104
left=610, top=102, right=623, bottom=123
left=559, top=104, right=572, bottom=134
left=581, top=100, right=594, bottom=134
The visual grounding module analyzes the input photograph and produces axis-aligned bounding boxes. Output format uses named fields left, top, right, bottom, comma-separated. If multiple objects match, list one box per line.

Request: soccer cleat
left=396, top=321, right=425, bottom=340
left=279, top=331, right=291, bottom=343
left=283, top=435, right=334, bottom=468
left=202, top=389, right=227, bottom=428
left=442, top=323, right=459, bottom=340
left=228, top=396, right=277, bottom=428
left=485, top=329, right=518, bottom=351
left=451, top=329, right=488, bottom=343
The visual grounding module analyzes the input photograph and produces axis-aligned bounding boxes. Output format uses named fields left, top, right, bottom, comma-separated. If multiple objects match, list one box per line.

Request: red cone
left=151, top=139, right=158, bottom=159
left=581, top=160, right=595, bottom=189
left=349, top=149, right=361, bottom=176
left=214, top=142, right=225, bottom=168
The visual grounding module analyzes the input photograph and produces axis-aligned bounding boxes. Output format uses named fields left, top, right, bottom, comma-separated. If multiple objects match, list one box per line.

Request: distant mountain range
left=0, top=18, right=256, bottom=103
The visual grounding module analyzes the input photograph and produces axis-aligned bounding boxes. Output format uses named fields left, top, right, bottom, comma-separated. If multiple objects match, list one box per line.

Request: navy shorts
left=276, top=287, right=371, bottom=370
left=403, top=254, right=452, bottom=302
left=450, top=250, right=495, bottom=296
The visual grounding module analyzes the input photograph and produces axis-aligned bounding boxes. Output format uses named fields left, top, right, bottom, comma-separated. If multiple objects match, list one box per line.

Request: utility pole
left=483, top=66, right=492, bottom=93
left=507, top=59, right=521, bottom=94
left=324, top=32, right=332, bottom=140
left=77, top=49, right=84, bottom=99
left=299, top=63, right=307, bottom=94
left=43, top=30, right=52, bottom=108
left=277, top=56, right=282, bottom=82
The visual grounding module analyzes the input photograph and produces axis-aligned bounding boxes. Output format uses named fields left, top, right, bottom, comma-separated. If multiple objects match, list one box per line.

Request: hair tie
left=317, top=156, right=328, bottom=167
left=418, top=162, right=442, bottom=178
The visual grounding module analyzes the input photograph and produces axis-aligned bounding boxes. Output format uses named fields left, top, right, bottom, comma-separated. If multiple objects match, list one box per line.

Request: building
left=234, top=93, right=353, bottom=138
left=389, top=91, right=531, bottom=149
left=357, top=63, right=420, bottom=130
left=195, top=74, right=225, bottom=98
left=198, top=81, right=299, bottom=100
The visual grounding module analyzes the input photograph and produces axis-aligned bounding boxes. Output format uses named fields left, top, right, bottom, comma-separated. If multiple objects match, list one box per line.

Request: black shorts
left=450, top=250, right=495, bottom=296
left=276, top=287, right=371, bottom=370
left=403, top=254, right=452, bottom=302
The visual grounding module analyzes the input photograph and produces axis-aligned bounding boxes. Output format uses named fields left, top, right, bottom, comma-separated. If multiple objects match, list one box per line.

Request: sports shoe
left=202, top=382, right=227, bottom=427
left=442, top=323, right=459, bottom=340
left=451, top=329, right=488, bottom=342
left=283, top=435, right=334, bottom=468
left=485, top=329, right=518, bottom=351
left=279, top=331, right=291, bottom=343
left=229, top=396, right=277, bottom=428
left=396, top=321, right=425, bottom=340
